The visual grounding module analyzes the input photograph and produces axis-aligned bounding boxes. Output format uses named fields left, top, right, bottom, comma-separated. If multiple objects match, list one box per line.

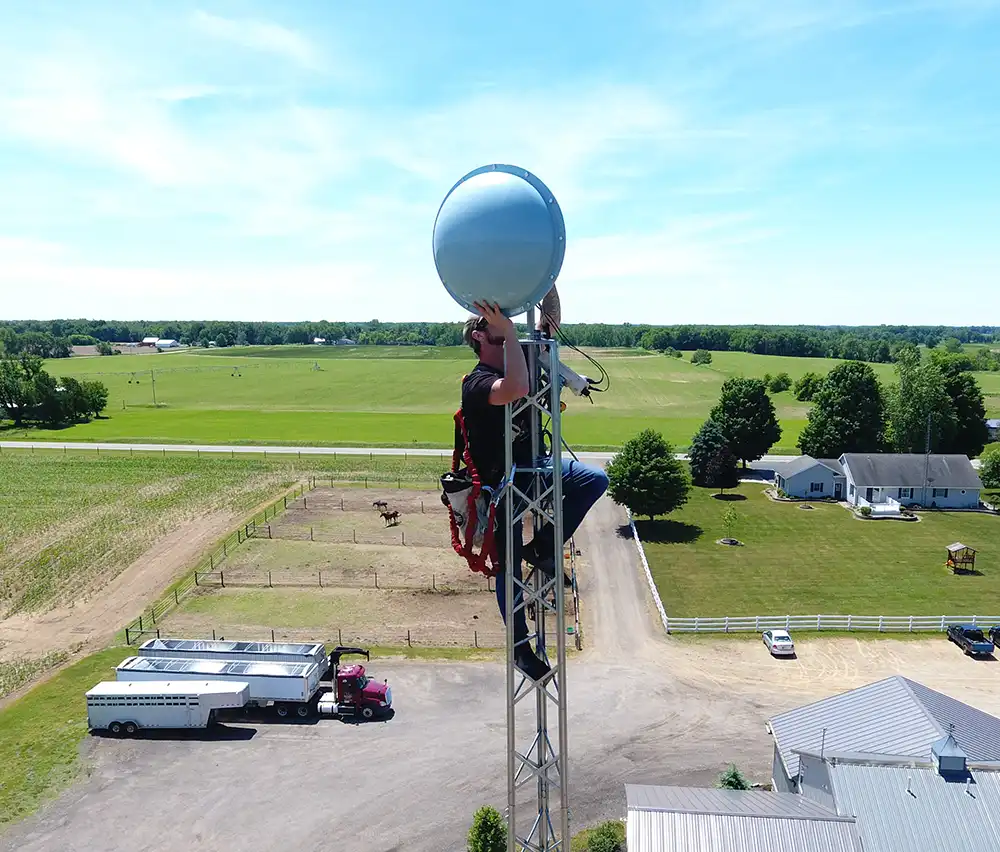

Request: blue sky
left=1, top=0, right=998, bottom=325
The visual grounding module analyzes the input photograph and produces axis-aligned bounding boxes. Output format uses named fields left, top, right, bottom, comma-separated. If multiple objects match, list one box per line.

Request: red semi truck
left=318, top=647, right=392, bottom=720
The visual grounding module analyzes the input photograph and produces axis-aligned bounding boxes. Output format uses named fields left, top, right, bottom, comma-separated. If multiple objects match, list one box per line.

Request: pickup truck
left=947, top=624, right=994, bottom=657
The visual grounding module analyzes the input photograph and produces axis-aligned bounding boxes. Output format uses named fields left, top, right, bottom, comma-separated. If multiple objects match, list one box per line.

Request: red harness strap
left=446, top=406, right=500, bottom=577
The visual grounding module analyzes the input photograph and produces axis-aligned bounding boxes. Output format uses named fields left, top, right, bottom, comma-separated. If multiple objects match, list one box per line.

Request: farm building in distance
left=987, top=418, right=1000, bottom=441
left=773, top=453, right=982, bottom=512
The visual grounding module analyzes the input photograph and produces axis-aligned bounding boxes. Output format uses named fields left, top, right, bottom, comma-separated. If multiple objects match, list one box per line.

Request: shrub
left=768, top=372, right=792, bottom=393
left=859, top=505, right=872, bottom=517
left=582, top=821, right=625, bottom=852
left=468, top=805, right=507, bottom=852
left=716, top=764, right=752, bottom=790
left=691, top=349, right=713, bottom=365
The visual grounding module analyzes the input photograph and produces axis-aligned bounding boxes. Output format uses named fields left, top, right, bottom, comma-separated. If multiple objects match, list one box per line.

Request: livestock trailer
left=116, top=656, right=323, bottom=717
left=138, top=637, right=330, bottom=678
left=86, top=680, right=250, bottom=734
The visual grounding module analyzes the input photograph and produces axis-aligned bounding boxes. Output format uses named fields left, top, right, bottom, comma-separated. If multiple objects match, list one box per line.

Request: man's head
left=463, top=314, right=505, bottom=358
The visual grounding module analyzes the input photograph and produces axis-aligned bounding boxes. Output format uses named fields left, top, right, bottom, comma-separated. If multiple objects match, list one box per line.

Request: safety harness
left=440, top=402, right=508, bottom=578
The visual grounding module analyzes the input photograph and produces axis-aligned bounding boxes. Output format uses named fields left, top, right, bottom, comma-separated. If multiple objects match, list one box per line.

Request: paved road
left=0, top=440, right=803, bottom=466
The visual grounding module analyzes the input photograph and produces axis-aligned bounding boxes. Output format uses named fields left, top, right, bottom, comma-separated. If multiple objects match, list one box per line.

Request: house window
left=849, top=484, right=855, bottom=496
left=932, top=488, right=949, bottom=498
left=810, top=482, right=824, bottom=493
left=898, top=488, right=913, bottom=500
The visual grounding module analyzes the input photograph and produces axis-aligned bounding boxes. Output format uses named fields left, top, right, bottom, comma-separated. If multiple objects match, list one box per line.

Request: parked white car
left=762, top=629, right=796, bottom=656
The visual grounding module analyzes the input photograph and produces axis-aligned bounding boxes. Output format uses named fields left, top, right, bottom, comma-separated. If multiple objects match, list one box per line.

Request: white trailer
left=116, top=656, right=324, bottom=718
left=86, top=680, right=250, bottom=735
left=137, top=637, right=330, bottom=678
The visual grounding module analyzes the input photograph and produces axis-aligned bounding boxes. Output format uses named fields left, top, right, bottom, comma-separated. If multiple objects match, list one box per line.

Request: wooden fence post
left=220, top=571, right=225, bottom=588
left=139, top=615, right=144, bottom=631
left=150, top=607, right=156, bottom=624
left=474, top=630, right=478, bottom=648
left=319, top=571, right=323, bottom=588
left=284, top=496, right=287, bottom=509
left=272, top=629, right=275, bottom=642
left=310, top=526, right=314, bottom=541
left=353, top=529, right=356, bottom=543
left=407, top=629, right=411, bottom=647
left=268, top=571, right=272, bottom=588
left=402, top=531, right=405, bottom=545
left=213, top=629, right=216, bottom=640
left=375, top=571, right=379, bottom=589
left=338, top=628, right=342, bottom=645
left=195, top=572, right=200, bottom=586
left=432, top=574, right=436, bottom=590
left=304, top=496, right=307, bottom=509
left=268, top=525, right=272, bottom=539
left=174, top=589, right=179, bottom=605
left=421, top=500, right=424, bottom=513
left=223, top=541, right=227, bottom=557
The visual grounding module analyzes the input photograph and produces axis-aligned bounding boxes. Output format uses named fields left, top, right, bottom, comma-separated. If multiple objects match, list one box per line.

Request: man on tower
left=458, top=289, right=608, bottom=680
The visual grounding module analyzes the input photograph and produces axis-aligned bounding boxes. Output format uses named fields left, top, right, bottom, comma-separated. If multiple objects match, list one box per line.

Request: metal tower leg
left=504, top=308, right=569, bottom=851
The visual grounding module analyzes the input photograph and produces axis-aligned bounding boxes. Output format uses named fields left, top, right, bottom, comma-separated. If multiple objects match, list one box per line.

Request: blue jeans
left=494, top=457, right=609, bottom=646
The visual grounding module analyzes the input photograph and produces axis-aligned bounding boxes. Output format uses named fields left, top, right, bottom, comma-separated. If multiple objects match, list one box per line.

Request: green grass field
left=639, top=483, right=1000, bottom=617
left=0, top=647, right=126, bottom=827
left=6, top=345, right=995, bottom=452
left=0, top=452, right=443, bottom=615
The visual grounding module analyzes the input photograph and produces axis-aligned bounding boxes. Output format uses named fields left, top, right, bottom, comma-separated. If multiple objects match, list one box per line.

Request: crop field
left=158, top=486, right=565, bottom=649
left=8, top=345, right=996, bottom=453
left=0, top=452, right=443, bottom=620
left=640, top=483, right=1000, bottom=617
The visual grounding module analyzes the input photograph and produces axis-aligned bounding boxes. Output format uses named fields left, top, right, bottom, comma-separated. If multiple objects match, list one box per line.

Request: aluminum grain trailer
left=116, top=656, right=323, bottom=718
left=137, top=637, right=330, bottom=678
left=86, top=680, right=250, bottom=735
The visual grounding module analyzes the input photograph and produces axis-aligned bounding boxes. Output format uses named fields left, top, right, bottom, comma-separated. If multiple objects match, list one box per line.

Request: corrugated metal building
left=625, top=784, right=862, bottom=852
left=796, top=739, right=1000, bottom=852
left=768, top=675, right=1000, bottom=791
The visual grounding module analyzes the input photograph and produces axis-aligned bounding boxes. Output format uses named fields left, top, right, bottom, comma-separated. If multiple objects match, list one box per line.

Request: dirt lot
left=158, top=487, right=574, bottom=648
left=6, top=494, right=1000, bottom=851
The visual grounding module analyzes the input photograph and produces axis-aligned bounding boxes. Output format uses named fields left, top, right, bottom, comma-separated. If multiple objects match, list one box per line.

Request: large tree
left=797, top=361, right=886, bottom=458
left=688, top=418, right=739, bottom=493
left=709, top=377, right=782, bottom=467
left=885, top=347, right=956, bottom=452
left=793, top=372, right=824, bottom=401
left=932, top=355, right=990, bottom=457
left=606, top=429, right=690, bottom=520
left=981, top=445, right=1000, bottom=490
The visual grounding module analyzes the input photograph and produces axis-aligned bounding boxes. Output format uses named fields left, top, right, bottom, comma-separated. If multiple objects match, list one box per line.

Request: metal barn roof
left=827, top=763, right=1000, bottom=852
left=625, top=785, right=862, bottom=852
left=769, top=676, right=1000, bottom=781
left=840, top=453, right=982, bottom=489
left=139, top=638, right=325, bottom=656
left=87, top=680, right=250, bottom=697
left=117, top=656, right=314, bottom=678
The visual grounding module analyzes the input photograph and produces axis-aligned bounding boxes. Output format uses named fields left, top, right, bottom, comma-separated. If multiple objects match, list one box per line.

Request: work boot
left=514, top=646, right=552, bottom=681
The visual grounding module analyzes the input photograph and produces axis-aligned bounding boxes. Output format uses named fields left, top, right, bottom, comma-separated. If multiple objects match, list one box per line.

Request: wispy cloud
left=190, top=10, right=323, bottom=71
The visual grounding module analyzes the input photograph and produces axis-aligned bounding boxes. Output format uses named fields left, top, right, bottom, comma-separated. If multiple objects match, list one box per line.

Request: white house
left=841, top=452, right=981, bottom=512
left=775, top=456, right=846, bottom=500
left=154, top=339, right=179, bottom=349
left=987, top=418, right=1000, bottom=441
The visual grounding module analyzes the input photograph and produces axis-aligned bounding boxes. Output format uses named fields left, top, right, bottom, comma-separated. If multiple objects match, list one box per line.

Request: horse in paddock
left=372, top=500, right=388, bottom=511
left=380, top=510, right=400, bottom=526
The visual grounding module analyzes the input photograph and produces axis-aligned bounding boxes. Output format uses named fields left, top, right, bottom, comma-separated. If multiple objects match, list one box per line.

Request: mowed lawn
left=6, top=346, right=997, bottom=451
left=639, top=483, right=1000, bottom=617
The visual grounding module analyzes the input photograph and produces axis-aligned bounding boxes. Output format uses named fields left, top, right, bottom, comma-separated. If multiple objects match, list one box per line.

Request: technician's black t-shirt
left=461, top=362, right=533, bottom=488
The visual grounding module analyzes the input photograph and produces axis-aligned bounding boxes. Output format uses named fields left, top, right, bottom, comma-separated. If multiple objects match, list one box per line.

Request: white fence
left=626, top=508, right=670, bottom=635
left=663, top=614, right=1000, bottom=634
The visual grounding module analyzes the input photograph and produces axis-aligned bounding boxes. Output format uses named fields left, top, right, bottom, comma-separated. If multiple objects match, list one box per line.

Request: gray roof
left=626, top=785, right=861, bottom=851
left=769, top=676, right=1000, bottom=781
left=778, top=455, right=844, bottom=478
left=840, top=453, right=982, bottom=489
left=828, top=762, right=1000, bottom=852
left=986, top=418, right=1000, bottom=428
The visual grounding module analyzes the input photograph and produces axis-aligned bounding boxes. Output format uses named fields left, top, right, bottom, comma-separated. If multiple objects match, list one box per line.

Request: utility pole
left=922, top=412, right=931, bottom=505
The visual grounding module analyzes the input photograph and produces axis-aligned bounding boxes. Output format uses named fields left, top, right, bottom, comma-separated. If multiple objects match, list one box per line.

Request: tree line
left=2, top=319, right=998, bottom=366
left=0, top=355, right=109, bottom=427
